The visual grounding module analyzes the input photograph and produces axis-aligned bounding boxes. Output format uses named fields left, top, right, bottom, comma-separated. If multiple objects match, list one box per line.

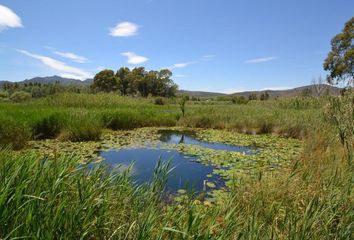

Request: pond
left=100, top=148, right=225, bottom=192
left=158, top=130, right=255, bottom=154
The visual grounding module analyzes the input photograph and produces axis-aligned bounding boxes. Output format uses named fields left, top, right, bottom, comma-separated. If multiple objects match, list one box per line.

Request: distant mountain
left=0, top=76, right=342, bottom=97
left=0, top=76, right=93, bottom=87
left=178, top=85, right=341, bottom=98
left=230, top=84, right=341, bottom=98
left=177, top=90, right=227, bottom=97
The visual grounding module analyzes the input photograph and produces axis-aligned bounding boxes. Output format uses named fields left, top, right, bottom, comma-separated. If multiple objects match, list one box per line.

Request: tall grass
left=0, top=93, right=324, bottom=148
left=0, top=126, right=353, bottom=239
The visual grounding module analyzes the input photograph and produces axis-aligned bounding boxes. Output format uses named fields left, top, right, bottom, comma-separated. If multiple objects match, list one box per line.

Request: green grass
left=0, top=130, right=352, bottom=239
left=0, top=93, right=353, bottom=239
left=0, top=93, right=324, bottom=148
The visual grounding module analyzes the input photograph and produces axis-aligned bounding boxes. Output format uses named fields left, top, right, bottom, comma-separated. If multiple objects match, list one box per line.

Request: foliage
left=179, top=95, right=189, bottom=117
left=0, top=91, right=9, bottom=98
left=324, top=16, right=354, bottom=86
left=324, top=91, right=354, bottom=164
left=260, top=91, right=270, bottom=101
left=91, top=69, right=118, bottom=92
left=32, top=114, right=63, bottom=139
left=232, top=96, right=249, bottom=104
left=248, top=93, right=257, bottom=100
left=116, top=67, right=132, bottom=95
left=92, top=67, right=178, bottom=97
left=0, top=119, right=31, bottom=150
left=59, top=112, right=102, bottom=142
left=0, top=123, right=353, bottom=239
left=154, top=97, right=165, bottom=105
left=9, top=91, right=32, bottom=102
left=2, top=81, right=87, bottom=97
left=301, top=88, right=312, bottom=97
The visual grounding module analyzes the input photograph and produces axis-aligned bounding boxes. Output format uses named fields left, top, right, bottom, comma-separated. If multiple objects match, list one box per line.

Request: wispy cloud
left=96, top=66, right=107, bottom=71
left=53, top=51, right=89, bottom=63
left=260, top=86, right=291, bottom=91
left=168, top=54, right=215, bottom=69
left=110, top=22, right=139, bottom=37
left=171, top=61, right=196, bottom=69
left=17, top=49, right=92, bottom=80
left=121, top=52, right=148, bottom=64
left=245, top=56, right=278, bottom=64
left=0, top=4, right=23, bottom=32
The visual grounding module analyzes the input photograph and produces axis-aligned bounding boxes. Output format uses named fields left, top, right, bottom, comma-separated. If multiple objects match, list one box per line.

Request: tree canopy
left=324, top=17, right=354, bottom=87
left=91, top=69, right=118, bottom=93
left=91, top=67, right=178, bottom=97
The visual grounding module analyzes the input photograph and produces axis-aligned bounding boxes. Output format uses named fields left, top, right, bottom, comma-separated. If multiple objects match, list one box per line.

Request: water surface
left=100, top=148, right=224, bottom=192
left=159, top=130, right=255, bottom=154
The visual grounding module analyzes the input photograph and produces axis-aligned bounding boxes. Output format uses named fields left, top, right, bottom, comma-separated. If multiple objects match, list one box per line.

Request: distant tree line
left=91, top=67, right=178, bottom=97
left=1, top=81, right=87, bottom=98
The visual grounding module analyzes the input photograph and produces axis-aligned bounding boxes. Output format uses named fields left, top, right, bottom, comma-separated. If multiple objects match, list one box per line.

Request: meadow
left=0, top=93, right=353, bottom=239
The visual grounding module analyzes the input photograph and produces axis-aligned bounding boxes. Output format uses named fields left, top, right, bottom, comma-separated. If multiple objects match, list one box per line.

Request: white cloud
left=96, top=66, right=106, bottom=71
left=260, top=86, right=291, bottom=91
left=221, top=88, right=252, bottom=94
left=171, top=62, right=195, bottom=69
left=168, top=54, right=215, bottom=69
left=0, top=5, right=23, bottom=32
left=245, top=56, right=278, bottom=64
left=110, top=22, right=139, bottom=37
left=53, top=51, right=89, bottom=63
left=17, top=49, right=92, bottom=80
left=121, top=52, right=148, bottom=64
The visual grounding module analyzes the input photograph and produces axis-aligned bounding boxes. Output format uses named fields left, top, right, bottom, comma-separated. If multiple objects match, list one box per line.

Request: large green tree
left=324, top=17, right=353, bottom=86
left=91, top=70, right=118, bottom=92
left=116, top=67, right=131, bottom=95
left=91, top=67, right=178, bottom=97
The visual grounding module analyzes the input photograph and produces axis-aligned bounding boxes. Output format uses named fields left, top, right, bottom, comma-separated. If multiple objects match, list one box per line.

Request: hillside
left=0, top=76, right=93, bottom=87
left=0, top=76, right=341, bottom=97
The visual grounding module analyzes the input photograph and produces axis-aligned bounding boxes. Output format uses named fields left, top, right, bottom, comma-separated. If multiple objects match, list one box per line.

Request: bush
left=32, top=114, right=63, bottom=139
left=60, top=113, right=102, bottom=142
left=232, top=96, right=249, bottom=104
left=0, top=91, right=9, bottom=98
left=154, top=97, right=165, bottom=105
left=0, top=119, right=31, bottom=150
left=257, top=121, right=274, bottom=134
left=10, top=91, right=32, bottom=102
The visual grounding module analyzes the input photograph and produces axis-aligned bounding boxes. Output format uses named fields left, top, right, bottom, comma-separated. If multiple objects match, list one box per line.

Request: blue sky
left=0, top=0, right=353, bottom=92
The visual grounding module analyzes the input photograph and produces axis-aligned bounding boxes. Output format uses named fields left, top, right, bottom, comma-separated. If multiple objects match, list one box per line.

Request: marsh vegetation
left=0, top=16, right=353, bottom=240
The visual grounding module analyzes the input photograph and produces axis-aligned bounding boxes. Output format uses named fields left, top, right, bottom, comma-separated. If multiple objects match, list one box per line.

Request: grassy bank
left=0, top=93, right=324, bottom=149
left=0, top=129, right=352, bottom=239
left=0, top=93, right=353, bottom=239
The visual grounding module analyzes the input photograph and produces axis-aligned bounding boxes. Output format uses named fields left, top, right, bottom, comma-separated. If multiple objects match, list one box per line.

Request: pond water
left=100, top=148, right=224, bottom=192
left=158, top=130, right=255, bottom=154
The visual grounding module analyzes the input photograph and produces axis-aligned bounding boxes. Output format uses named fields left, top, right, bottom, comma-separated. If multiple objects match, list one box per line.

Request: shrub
left=32, top=114, right=63, bottom=139
left=102, top=111, right=141, bottom=130
left=257, top=121, right=274, bottom=134
left=0, top=91, right=9, bottom=98
left=232, top=96, right=249, bottom=104
left=154, top=97, right=165, bottom=105
left=10, top=91, right=32, bottom=102
left=0, top=119, right=31, bottom=150
left=60, top=113, right=102, bottom=142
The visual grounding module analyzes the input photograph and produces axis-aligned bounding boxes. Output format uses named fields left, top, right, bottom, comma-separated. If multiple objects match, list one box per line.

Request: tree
left=301, top=88, right=312, bottom=97
left=91, top=70, right=118, bottom=92
left=248, top=93, right=257, bottom=100
left=324, top=17, right=353, bottom=87
left=260, top=91, right=270, bottom=101
left=116, top=67, right=131, bottom=95
left=312, top=76, right=327, bottom=97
